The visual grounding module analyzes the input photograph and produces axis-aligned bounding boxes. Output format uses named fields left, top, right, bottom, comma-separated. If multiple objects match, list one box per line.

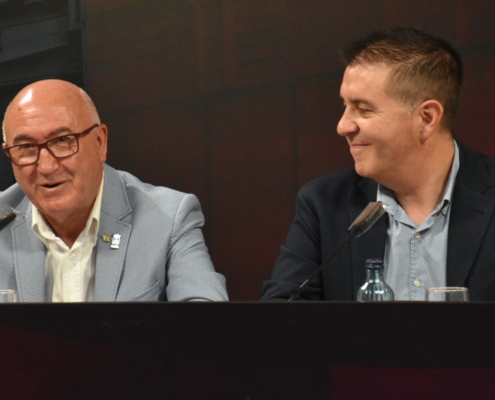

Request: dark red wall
left=83, top=0, right=495, bottom=300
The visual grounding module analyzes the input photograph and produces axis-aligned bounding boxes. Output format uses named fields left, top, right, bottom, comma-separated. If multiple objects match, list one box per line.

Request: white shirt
left=32, top=175, right=104, bottom=302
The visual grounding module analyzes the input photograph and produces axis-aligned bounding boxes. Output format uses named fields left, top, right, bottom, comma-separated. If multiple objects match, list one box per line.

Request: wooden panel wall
left=84, top=0, right=495, bottom=300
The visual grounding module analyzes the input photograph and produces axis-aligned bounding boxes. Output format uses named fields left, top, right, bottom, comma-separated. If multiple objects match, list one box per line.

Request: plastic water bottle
left=357, top=259, right=394, bottom=302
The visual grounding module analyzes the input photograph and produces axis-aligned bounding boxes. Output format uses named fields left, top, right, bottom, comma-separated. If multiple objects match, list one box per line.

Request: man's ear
left=417, top=100, right=444, bottom=141
left=95, top=123, right=108, bottom=163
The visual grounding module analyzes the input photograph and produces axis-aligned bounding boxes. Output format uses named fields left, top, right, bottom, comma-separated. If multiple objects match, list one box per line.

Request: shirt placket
left=410, top=229, right=426, bottom=300
left=63, top=247, right=82, bottom=302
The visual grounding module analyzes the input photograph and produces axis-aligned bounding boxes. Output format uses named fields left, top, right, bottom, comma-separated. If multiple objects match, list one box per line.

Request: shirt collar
left=377, top=141, right=460, bottom=218
left=32, top=172, right=105, bottom=248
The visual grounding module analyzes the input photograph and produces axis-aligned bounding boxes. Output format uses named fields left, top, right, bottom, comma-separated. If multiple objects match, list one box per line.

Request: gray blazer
left=0, top=164, right=228, bottom=302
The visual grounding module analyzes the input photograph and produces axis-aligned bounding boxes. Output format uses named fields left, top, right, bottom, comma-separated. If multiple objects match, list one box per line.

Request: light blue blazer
left=0, top=164, right=228, bottom=302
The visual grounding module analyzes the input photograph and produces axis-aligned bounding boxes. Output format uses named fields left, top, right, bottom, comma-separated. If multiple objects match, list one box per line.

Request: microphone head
left=0, top=205, right=16, bottom=232
left=348, top=202, right=387, bottom=237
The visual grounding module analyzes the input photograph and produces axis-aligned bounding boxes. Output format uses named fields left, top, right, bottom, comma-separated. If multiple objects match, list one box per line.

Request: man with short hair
left=261, top=27, right=495, bottom=301
left=1, top=79, right=228, bottom=302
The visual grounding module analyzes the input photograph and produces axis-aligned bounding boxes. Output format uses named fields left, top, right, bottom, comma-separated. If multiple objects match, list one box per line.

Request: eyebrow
left=12, top=126, right=73, bottom=144
left=342, top=97, right=375, bottom=108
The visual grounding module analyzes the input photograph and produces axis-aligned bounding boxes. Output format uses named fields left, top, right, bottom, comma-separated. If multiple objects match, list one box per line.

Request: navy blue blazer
left=261, top=142, right=495, bottom=301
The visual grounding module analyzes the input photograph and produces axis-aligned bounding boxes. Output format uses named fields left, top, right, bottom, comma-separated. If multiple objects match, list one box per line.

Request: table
left=0, top=302, right=494, bottom=399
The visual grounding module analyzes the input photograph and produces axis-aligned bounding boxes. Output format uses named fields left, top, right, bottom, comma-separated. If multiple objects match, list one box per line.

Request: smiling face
left=337, top=64, right=421, bottom=186
left=2, top=80, right=107, bottom=230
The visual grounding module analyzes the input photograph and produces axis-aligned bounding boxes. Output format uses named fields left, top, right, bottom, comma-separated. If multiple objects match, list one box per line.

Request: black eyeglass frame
left=3, top=124, right=99, bottom=166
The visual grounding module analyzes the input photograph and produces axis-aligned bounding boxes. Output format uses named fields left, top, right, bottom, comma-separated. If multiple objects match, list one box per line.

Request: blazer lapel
left=94, top=216, right=132, bottom=301
left=349, top=178, right=388, bottom=297
left=94, top=165, right=133, bottom=301
left=447, top=143, right=495, bottom=286
left=447, top=186, right=495, bottom=286
left=11, top=209, right=46, bottom=302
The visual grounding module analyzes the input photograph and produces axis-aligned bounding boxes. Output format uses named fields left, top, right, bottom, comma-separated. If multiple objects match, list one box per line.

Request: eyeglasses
left=3, top=124, right=99, bottom=166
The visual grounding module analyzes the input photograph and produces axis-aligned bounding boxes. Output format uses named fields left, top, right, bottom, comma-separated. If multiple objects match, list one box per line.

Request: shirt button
left=413, top=279, right=421, bottom=287
left=69, top=253, right=75, bottom=260
left=414, top=232, right=421, bottom=239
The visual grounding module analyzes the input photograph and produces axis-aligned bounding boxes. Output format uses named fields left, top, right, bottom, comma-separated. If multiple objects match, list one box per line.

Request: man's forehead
left=341, top=64, right=392, bottom=95
left=4, top=103, right=83, bottom=143
left=7, top=103, right=73, bottom=125
left=6, top=89, right=85, bottom=128
left=10, top=81, right=83, bottom=114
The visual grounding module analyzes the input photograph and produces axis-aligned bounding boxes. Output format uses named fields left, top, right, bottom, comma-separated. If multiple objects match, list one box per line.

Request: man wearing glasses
left=0, top=79, right=228, bottom=302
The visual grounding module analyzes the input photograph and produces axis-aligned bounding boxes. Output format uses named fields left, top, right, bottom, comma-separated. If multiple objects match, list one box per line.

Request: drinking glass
left=426, top=287, right=469, bottom=302
left=0, top=290, right=17, bottom=303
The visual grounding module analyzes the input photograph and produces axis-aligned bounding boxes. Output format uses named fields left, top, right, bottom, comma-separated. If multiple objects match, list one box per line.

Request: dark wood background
left=82, top=0, right=495, bottom=300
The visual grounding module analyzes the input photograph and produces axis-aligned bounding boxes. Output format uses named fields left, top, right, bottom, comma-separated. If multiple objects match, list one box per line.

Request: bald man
left=0, top=79, right=228, bottom=302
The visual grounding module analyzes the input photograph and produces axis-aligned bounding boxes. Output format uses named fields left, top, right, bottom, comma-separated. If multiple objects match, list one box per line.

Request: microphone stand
left=288, top=229, right=358, bottom=301
left=288, top=202, right=387, bottom=301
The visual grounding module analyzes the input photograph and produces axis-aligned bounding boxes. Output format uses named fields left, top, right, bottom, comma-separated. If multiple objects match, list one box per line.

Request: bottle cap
left=366, top=258, right=384, bottom=269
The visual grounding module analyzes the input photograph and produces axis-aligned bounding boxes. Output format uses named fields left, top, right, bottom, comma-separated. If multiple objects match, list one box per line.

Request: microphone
left=288, top=202, right=387, bottom=301
left=0, top=206, right=16, bottom=231
left=347, top=202, right=388, bottom=237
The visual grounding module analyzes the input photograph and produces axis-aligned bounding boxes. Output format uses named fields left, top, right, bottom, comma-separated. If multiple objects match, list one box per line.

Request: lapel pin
left=102, top=233, right=112, bottom=243
left=110, top=234, right=122, bottom=249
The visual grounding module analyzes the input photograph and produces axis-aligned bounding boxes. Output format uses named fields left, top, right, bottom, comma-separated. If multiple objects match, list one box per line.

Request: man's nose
left=337, top=109, right=358, bottom=137
left=37, top=148, right=59, bottom=173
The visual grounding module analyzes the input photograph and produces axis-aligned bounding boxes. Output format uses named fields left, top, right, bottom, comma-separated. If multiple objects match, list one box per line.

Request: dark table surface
left=0, top=302, right=493, bottom=399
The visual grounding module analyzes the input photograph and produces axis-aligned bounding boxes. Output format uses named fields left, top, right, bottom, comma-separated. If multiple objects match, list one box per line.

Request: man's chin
left=354, top=164, right=374, bottom=179
left=35, top=201, right=72, bottom=222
